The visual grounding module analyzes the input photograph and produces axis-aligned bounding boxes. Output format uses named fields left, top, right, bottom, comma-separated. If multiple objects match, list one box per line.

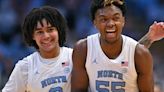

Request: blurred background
left=0, top=0, right=163, bottom=91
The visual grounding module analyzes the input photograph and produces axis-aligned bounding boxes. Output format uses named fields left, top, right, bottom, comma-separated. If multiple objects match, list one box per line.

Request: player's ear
left=32, top=34, right=36, bottom=41
left=93, top=20, right=98, bottom=29
left=93, top=19, right=97, bottom=26
left=93, top=20, right=95, bottom=25
left=122, top=17, right=125, bottom=26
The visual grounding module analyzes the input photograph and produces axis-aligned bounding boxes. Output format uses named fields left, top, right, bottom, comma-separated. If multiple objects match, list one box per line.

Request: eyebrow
left=113, top=13, right=121, bottom=16
left=98, top=13, right=121, bottom=18
left=35, top=26, right=53, bottom=30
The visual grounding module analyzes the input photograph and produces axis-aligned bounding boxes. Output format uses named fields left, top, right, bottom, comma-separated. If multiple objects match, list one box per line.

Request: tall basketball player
left=71, top=0, right=164, bottom=92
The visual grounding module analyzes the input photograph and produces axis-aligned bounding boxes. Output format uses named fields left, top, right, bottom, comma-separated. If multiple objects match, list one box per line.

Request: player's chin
left=105, top=38, right=117, bottom=44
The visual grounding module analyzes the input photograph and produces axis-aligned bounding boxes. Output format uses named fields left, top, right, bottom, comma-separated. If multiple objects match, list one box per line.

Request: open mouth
left=105, top=29, right=116, bottom=38
left=106, top=29, right=116, bottom=33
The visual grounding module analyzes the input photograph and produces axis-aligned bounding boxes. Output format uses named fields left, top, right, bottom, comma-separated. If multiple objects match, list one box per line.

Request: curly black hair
left=90, top=0, right=126, bottom=21
left=22, top=6, right=67, bottom=49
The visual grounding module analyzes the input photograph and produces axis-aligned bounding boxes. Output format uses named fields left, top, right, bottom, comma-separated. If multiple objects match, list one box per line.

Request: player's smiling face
left=94, top=4, right=125, bottom=44
left=33, top=18, right=59, bottom=53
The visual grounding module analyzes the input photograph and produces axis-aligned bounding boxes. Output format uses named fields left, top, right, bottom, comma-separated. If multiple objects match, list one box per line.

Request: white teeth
left=43, top=42, right=50, bottom=44
left=106, top=29, right=115, bottom=32
left=42, top=41, right=51, bottom=45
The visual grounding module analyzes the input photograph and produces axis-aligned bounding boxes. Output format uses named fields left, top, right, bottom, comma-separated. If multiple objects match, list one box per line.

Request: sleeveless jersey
left=86, top=33, right=139, bottom=92
left=26, top=47, right=72, bottom=92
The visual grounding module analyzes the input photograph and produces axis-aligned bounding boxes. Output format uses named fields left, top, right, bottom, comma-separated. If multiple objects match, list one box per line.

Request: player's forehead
left=36, top=18, right=52, bottom=29
left=95, top=5, right=122, bottom=17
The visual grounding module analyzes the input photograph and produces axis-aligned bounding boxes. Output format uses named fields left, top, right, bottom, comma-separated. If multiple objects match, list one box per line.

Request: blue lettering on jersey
left=97, top=70, right=123, bottom=80
left=41, top=76, right=67, bottom=88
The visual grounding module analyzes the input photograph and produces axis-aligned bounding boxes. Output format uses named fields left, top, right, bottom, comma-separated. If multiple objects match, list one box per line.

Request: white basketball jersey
left=86, top=33, right=139, bottom=92
left=26, top=47, right=72, bottom=92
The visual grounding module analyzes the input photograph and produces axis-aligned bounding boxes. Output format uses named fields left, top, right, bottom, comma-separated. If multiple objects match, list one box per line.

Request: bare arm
left=71, top=39, right=89, bottom=92
left=139, top=33, right=153, bottom=48
left=139, top=22, right=164, bottom=48
left=135, top=44, right=154, bottom=92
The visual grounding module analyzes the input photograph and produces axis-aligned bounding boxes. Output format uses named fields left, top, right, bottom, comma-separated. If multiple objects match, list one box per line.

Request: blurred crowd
left=0, top=0, right=163, bottom=91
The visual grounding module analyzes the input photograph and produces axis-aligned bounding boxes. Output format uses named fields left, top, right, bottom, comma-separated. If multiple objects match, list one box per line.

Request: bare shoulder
left=72, top=38, right=87, bottom=64
left=135, top=44, right=152, bottom=59
left=73, top=38, right=87, bottom=59
left=73, top=38, right=87, bottom=51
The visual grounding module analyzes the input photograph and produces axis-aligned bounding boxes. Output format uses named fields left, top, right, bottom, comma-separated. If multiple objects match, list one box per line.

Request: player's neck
left=100, top=37, right=123, bottom=59
left=39, top=46, right=61, bottom=59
